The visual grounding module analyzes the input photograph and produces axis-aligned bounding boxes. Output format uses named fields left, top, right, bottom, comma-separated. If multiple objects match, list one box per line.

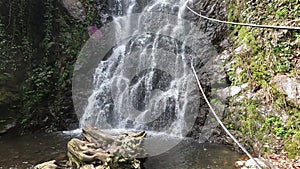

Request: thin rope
left=190, top=62, right=263, bottom=169
left=186, top=5, right=300, bottom=30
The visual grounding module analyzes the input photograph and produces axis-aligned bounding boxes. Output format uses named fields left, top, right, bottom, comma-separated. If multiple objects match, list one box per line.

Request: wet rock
left=199, top=101, right=225, bottom=142
left=187, top=0, right=228, bottom=43
left=199, top=49, right=229, bottom=87
left=34, top=160, right=57, bottom=169
left=0, top=120, right=16, bottom=135
left=219, top=38, right=231, bottom=49
left=272, top=75, right=300, bottom=107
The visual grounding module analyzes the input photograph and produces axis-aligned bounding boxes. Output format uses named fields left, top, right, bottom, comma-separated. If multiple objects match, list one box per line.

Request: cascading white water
left=79, top=0, right=201, bottom=138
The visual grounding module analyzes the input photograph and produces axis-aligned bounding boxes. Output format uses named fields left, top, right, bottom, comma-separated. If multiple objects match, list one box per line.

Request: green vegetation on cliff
left=227, top=0, right=300, bottom=159
left=0, top=0, right=102, bottom=133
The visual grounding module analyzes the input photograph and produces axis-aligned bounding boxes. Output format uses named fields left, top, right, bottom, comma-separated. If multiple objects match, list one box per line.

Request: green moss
left=0, top=120, right=6, bottom=125
left=275, top=7, right=288, bottom=19
left=284, top=140, right=299, bottom=159
left=295, top=131, right=300, bottom=140
left=226, top=0, right=300, bottom=159
left=237, top=27, right=257, bottom=51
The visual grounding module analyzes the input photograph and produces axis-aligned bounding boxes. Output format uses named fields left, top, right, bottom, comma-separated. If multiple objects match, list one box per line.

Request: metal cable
left=190, top=62, right=263, bottom=169
left=186, top=4, right=300, bottom=30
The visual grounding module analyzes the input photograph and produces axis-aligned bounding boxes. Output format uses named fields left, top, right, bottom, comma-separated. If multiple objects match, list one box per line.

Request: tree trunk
left=34, top=126, right=146, bottom=169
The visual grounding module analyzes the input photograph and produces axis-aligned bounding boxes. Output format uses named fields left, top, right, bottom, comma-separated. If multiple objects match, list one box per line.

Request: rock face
left=187, top=0, right=228, bottom=44
left=273, top=75, right=300, bottom=108
left=216, top=86, right=242, bottom=101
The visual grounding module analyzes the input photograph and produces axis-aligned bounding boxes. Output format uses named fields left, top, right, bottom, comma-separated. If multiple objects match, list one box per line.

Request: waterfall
left=69, top=0, right=224, bottom=149
left=78, top=0, right=203, bottom=138
left=71, top=0, right=220, bottom=156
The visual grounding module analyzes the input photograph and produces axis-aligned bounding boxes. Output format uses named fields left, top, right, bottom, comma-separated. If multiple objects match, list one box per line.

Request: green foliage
left=227, top=70, right=236, bottom=84
left=275, top=7, right=288, bottom=19
left=0, top=120, right=6, bottom=124
left=0, top=89, right=18, bottom=104
left=261, top=116, right=287, bottom=137
left=0, top=19, right=17, bottom=72
left=0, top=0, right=102, bottom=131
left=226, top=123, right=235, bottom=130
left=27, top=66, right=54, bottom=92
left=237, top=27, right=258, bottom=52
left=21, top=65, right=55, bottom=123
left=227, top=0, right=300, bottom=158
left=295, top=131, right=300, bottom=140
left=284, top=140, right=299, bottom=159
left=43, top=0, right=56, bottom=58
left=232, top=99, right=263, bottom=137
left=228, top=0, right=299, bottom=88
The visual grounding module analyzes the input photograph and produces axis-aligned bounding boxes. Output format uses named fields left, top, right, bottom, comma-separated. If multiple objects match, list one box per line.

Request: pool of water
left=0, top=133, right=72, bottom=168
left=144, top=141, right=241, bottom=169
left=0, top=133, right=241, bottom=169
